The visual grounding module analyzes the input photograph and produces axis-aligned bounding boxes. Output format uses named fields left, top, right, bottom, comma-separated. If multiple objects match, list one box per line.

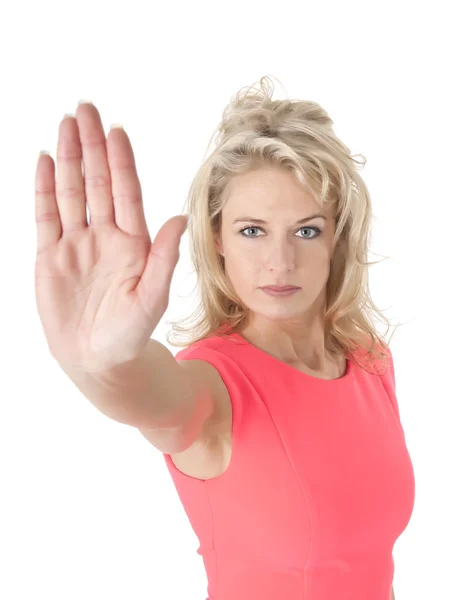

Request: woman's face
left=214, top=166, right=336, bottom=325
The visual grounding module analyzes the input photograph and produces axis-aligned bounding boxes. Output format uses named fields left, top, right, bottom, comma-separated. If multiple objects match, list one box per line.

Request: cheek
left=302, top=242, right=331, bottom=264
left=224, top=258, right=255, bottom=290
left=227, top=245, right=257, bottom=266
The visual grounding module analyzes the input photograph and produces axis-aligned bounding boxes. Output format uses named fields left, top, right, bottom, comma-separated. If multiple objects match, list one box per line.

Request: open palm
left=34, top=102, right=188, bottom=374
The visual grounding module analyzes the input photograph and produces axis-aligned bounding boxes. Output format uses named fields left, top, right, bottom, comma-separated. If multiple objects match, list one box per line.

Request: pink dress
left=163, top=331, right=415, bottom=600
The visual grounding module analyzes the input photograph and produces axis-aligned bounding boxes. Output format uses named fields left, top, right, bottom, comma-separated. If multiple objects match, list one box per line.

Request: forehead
left=222, top=167, right=323, bottom=219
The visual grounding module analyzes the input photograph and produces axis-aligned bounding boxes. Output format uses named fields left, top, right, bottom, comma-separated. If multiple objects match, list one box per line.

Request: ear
left=214, top=234, right=224, bottom=255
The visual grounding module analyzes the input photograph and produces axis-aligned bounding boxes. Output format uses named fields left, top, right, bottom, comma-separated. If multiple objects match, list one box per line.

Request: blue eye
left=239, top=226, right=321, bottom=239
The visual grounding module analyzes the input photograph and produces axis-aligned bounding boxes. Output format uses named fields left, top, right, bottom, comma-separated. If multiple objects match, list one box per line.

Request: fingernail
left=110, top=123, right=124, bottom=130
left=78, top=99, right=93, bottom=105
left=39, top=150, right=50, bottom=156
left=63, top=113, right=75, bottom=119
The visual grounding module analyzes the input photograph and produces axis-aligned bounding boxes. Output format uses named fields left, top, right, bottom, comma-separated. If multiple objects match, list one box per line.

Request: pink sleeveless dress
left=163, top=332, right=415, bottom=600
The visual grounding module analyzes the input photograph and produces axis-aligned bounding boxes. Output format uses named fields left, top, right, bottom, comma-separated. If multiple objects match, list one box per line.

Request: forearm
left=59, top=338, right=192, bottom=429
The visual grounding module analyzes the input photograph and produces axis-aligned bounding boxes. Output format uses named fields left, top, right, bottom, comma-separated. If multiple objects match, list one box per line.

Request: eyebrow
left=232, top=214, right=326, bottom=225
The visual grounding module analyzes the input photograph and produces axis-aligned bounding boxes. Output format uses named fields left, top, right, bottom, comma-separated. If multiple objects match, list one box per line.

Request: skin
left=214, top=165, right=345, bottom=378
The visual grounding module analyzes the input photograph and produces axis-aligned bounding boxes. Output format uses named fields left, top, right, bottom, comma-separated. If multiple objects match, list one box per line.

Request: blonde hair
left=166, top=75, right=402, bottom=373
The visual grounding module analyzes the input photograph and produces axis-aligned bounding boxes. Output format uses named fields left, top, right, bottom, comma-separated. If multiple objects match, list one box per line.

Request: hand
left=34, top=102, right=188, bottom=374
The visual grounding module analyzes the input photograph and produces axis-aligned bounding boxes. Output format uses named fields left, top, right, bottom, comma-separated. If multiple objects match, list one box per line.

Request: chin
left=249, top=302, right=309, bottom=320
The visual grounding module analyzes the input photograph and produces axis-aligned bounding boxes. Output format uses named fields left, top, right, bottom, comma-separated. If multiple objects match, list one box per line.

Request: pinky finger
left=35, top=152, right=62, bottom=253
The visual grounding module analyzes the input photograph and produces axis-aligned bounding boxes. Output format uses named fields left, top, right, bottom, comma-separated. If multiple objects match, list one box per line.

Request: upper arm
left=138, top=358, right=229, bottom=454
left=174, top=359, right=231, bottom=445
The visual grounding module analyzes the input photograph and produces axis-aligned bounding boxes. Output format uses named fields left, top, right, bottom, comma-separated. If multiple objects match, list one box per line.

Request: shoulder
left=175, top=340, right=235, bottom=438
left=174, top=334, right=253, bottom=437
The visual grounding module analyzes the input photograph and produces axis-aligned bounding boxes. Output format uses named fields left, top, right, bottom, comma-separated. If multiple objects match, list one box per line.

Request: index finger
left=105, top=123, right=150, bottom=238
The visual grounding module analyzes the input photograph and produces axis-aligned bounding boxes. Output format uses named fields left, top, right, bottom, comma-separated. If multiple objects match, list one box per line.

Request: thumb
left=136, top=215, right=189, bottom=318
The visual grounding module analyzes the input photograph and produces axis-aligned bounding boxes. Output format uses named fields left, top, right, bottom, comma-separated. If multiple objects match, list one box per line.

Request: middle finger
left=75, top=102, right=115, bottom=227
left=56, top=114, right=88, bottom=231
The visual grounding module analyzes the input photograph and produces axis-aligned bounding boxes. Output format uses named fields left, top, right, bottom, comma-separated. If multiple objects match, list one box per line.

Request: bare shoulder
left=169, top=359, right=232, bottom=480
left=177, top=359, right=232, bottom=438
left=141, top=358, right=232, bottom=481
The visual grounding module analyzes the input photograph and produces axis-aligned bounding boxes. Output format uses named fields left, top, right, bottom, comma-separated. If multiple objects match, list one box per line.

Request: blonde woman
left=34, top=76, right=414, bottom=600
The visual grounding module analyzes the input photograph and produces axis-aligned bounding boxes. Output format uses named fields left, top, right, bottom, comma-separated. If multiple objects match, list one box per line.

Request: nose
left=265, top=240, right=295, bottom=272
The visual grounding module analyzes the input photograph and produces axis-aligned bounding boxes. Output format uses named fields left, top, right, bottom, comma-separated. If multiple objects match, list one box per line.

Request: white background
left=1, top=0, right=461, bottom=598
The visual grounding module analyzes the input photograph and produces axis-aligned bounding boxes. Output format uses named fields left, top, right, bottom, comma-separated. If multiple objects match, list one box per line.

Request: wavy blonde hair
left=166, top=75, right=402, bottom=374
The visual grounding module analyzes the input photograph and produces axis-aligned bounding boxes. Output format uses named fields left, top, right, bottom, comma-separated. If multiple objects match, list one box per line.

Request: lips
left=261, top=286, right=299, bottom=291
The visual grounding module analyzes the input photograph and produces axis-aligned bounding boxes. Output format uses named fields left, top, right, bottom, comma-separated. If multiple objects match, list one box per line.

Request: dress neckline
left=224, top=331, right=353, bottom=383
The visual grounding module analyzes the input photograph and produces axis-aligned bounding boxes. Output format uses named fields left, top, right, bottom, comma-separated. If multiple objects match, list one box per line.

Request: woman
left=34, top=76, right=414, bottom=600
